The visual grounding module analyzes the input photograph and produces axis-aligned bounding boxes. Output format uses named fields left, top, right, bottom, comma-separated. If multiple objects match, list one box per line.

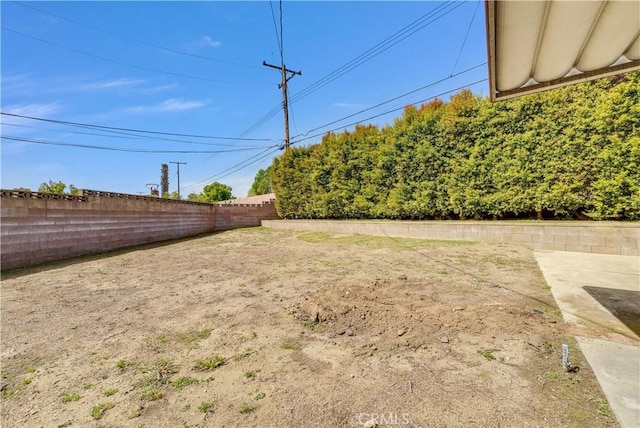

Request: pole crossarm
left=263, top=61, right=301, bottom=150
left=262, top=61, right=301, bottom=76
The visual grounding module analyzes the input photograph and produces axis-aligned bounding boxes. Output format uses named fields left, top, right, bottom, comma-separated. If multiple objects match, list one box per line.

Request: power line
left=237, top=105, right=282, bottom=138
left=184, top=146, right=280, bottom=190
left=450, top=0, right=481, bottom=76
left=187, top=78, right=489, bottom=191
left=0, top=112, right=276, bottom=141
left=269, top=0, right=283, bottom=58
left=289, top=2, right=463, bottom=105
left=263, top=0, right=300, bottom=150
left=279, top=0, right=285, bottom=66
left=11, top=0, right=263, bottom=70
left=188, top=76, right=488, bottom=191
left=1, top=122, right=265, bottom=148
left=237, top=0, right=286, bottom=139
left=1, top=135, right=266, bottom=153
left=236, top=1, right=463, bottom=138
left=213, top=147, right=280, bottom=182
left=291, top=63, right=486, bottom=140
left=1, top=26, right=273, bottom=87
left=290, top=77, right=489, bottom=147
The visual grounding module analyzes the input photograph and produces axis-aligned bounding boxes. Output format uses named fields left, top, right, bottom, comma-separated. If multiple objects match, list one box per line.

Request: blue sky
left=1, top=1, right=488, bottom=197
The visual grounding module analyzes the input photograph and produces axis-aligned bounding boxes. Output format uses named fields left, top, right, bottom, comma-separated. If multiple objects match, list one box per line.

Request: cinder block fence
left=262, top=219, right=639, bottom=256
left=3, top=188, right=637, bottom=270
left=1, top=189, right=278, bottom=270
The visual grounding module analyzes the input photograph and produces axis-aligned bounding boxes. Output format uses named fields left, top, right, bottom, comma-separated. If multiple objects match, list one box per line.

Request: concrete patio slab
left=577, top=337, right=640, bottom=428
left=535, top=250, right=640, bottom=427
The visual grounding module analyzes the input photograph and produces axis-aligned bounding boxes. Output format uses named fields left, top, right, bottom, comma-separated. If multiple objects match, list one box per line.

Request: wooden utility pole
left=169, top=161, right=187, bottom=198
left=263, top=61, right=301, bottom=150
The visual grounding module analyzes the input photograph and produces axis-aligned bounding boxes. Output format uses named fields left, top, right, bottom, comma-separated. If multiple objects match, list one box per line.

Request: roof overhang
left=486, top=0, right=640, bottom=101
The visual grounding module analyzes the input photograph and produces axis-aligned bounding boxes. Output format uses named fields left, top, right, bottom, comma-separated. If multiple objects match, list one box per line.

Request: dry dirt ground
left=1, top=227, right=616, bottom=428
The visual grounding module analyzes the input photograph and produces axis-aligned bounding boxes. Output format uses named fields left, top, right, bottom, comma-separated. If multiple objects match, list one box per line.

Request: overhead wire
left=210, top=2, right=471, bottom=184
left=289, top=77, right=489, bottom=147
left=236, top=0, right=286, bottom=139
left=269, top=0, right=283, bottom=59
left=213, top=147, right=281, bottom=182
left=184, top=146, right=280, bottom=190
left=291, top=63, right=486, bottom=140
left=1, top=135, right=265, bottom=153
left=199, top=78, right=490, bottom=190
left=1, top=122, right=266, bottom=147
left=10, top=0, right=264, bottom=70
left=1, top=26, right=273, bottom=87
left=235, top=1, right=464, bottom=138
left=186, top=0, right=287, bottom=187
left=279, top=0, right=285, bottom=65
left=450, top=0, right=481, bottom=76
left=289, top=1, right=463, bottom=105
left=0, top=112, right=276, bottom=141
left=191, top=75, right=488, bottom=190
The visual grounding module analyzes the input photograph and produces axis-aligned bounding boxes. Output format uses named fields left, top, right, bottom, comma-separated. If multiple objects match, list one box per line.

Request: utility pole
left=169, top=161, right=187, bottom=198
left=263, top=61, right=301, bottom=150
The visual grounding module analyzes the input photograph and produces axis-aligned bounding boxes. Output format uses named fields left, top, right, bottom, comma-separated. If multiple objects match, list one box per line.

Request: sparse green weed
left=144, top=334, right=168, bottom=353
left=128, top=408, right=142, bottom=419
left=303, top=320, right=318, bottom=330
left=194, top=356, right=225, bottom=371
left=546, top=370, right=561, bottom=380
left=61, top=392, right=81, bottom=403
left=139, top=358, right=178, bottom=385
left=254, top=392, right=266, bottom=400
left=177, top=328, right=212, bottom=344
left=1, top=389, right=17, bottom=399
left=116, top=359, right=135, bottom=369
left=198, top=401, right=214, bottom=413
left=170, top=376, right=199, bottom=389
left=239, top=404, right=255, bottom=414
left=477, top=349, right=496, bottom=361
left=141, top=387, right=164, bottom=401
left=282, top=342, right=300, bottom=350
left=232, top=348, right=253, bottom=361
left=103, top=388, right=118, bottom=397
left=91, top=401, right=115, bottom=420
left=244, top=370, right=257, bottom=379
left=594, top=398, right=610, bottom=417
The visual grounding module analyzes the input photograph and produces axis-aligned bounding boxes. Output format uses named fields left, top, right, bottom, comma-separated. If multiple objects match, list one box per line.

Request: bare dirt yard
left=1, top=227, right=616, bottom=427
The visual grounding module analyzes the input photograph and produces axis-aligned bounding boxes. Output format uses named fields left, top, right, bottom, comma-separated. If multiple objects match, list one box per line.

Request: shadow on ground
left=0, top=231, right=225, bottom=280
left=584, top=286, right=640, bottom=336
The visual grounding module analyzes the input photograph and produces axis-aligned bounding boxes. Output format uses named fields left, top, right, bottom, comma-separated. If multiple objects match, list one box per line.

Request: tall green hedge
left=272, top=72, right=640, bottom=220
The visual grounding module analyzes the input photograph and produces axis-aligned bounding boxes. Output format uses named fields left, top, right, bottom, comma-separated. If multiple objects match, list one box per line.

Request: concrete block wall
left=1, top=190, right=217, bottom=270
left=261, top=220, right=639, bottom=256
left=215, top=202, right=279, bottom=231
left=1, top=189, right=281, bottom=270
